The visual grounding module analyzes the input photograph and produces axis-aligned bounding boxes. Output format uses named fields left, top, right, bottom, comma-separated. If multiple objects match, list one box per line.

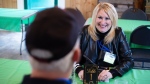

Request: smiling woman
left=75, top=2, right=134, bottom=82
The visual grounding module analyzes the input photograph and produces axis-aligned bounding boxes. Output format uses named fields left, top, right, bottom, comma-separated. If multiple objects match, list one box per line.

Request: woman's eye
left=98, top=17, right=102, bottom=19
left=105, top=17, right=110, bottom=20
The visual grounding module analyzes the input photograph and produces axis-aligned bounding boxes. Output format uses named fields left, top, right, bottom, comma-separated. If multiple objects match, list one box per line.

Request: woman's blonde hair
left=88, top=2, right=118, bottom=44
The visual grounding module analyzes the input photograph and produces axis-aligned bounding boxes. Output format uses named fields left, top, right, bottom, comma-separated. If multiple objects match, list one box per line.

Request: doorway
left=24, top=0, right=56, bottom=10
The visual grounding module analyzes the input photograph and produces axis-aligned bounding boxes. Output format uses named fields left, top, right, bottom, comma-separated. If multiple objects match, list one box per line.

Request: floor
left=0, top=29, right=29, bottom=60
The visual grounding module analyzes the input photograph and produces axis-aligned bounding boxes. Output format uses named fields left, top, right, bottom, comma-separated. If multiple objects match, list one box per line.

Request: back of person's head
left=25, top=7, right=85, bottom=73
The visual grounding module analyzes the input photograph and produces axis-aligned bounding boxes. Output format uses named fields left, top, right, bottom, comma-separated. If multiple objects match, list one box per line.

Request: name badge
left=103, top=52, right=116, bottom=64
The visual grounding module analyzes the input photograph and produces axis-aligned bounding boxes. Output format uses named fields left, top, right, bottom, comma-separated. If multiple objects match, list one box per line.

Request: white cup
left=114, top=79, right=128, bottom=84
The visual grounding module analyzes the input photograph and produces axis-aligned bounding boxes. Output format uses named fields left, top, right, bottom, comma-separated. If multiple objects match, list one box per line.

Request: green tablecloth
left=0, top=8, right=37, bottom=32
left=85, top=18, right=150, bottom=48
left=72, top=68, right=150, bottom=84
left=0, top=58, right=150, bottom=84
left=0, top=58, right=31, bottom=84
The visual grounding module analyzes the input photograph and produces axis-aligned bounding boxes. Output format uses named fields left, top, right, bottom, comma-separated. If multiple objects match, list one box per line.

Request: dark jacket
left=75, top=25, right=134, bottom=78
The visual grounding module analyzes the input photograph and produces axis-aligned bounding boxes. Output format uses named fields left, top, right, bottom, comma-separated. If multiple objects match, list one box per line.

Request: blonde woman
left=75, top=2, right=134, bottom=82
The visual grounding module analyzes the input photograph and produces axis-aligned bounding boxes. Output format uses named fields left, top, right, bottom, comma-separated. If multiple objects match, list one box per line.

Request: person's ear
left=72, top=48, right=81, bottom=63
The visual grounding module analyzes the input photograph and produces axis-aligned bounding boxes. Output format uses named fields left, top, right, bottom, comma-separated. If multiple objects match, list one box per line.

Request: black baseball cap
left=25, top=7, right=85, bottom=62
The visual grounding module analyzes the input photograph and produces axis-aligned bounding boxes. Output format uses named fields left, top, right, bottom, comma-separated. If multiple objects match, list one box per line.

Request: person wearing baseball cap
left=21, top=7, right=85, bottom=84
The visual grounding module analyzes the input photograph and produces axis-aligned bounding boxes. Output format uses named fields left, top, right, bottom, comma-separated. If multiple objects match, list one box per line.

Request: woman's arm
left=110, top=28, right=134, bottom=78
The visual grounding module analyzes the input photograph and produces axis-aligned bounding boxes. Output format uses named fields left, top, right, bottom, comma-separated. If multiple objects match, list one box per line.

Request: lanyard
left=97, top=40, right=111, bottom=52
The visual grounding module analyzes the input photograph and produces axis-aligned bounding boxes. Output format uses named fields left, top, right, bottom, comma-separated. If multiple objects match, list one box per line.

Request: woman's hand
left=78, top=70, right=84, bottom=80
left=98, top=70, right=112, bottom=82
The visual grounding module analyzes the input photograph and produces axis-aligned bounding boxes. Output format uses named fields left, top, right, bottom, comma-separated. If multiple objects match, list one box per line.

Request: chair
left=121, top=8, right=147, bottom=20
left=129, top=25, right=150, bottom=69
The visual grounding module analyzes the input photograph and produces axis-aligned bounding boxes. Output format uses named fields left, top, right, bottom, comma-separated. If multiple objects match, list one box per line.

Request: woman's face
left=95, top=9, right=112, bottom=33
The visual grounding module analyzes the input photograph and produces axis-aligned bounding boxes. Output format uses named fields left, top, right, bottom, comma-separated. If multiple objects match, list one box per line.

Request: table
left=0, top=8, right=37, bottom=32
left=0, top=8, right=38, bottom=55
left=72, top=68, right=150, bottom=84
left=85, top=18, right=150, bottom=48
left=0, top=58, right=31, bottom=84
left=0, top=58, right=150, bottom=84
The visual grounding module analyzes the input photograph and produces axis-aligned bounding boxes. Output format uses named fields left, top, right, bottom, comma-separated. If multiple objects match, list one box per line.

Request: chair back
left=121, top=8, right=147, bottom=20
left=130, top=25, right=150, bottom=46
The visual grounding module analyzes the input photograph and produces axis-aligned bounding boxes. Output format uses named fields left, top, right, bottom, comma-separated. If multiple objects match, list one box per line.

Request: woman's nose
left=100, top=19, right=106, bottom=24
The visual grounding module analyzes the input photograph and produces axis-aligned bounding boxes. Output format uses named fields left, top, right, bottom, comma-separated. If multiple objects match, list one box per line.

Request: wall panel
left=65, top=0, right=97, bottom=19
left=0, top=0, right=2, bottom=7
left=0, top=0, right=17, bottom=8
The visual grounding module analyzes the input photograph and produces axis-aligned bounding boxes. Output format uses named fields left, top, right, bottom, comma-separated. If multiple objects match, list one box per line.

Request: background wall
left=0, top=0, right=64, bottom=9
left=17, top=0, right=24, bottom=9
left=99, top=0, right=134, bottom=18
left=0, top=0, right=147, bottom=19
left=58, top=0, right=65, bottom=9
left=65, top=0, right=136, bottom=19
left=0, top=0, right=17, bottom=8
left=65, top=0, right=146, bottom=19
left=65, top=0, right=98, bottom=20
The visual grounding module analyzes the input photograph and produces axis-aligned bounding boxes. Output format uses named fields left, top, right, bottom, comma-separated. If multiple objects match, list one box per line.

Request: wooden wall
left=99, top=0, right=147, bottom=18
left=134, top=0, right=146, bottom=11
left=65, top=0, right=146, bottom=19
left=99, top=0, right=134, bottom=18
left=0, top=0, right=17, bottom=8
left=65, top=0, right=144, bottom=19
left=65, top=0, right=98, bottom=20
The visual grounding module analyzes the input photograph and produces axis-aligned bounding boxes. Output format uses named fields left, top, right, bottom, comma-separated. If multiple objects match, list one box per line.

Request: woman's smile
left=95, top=9, right=112, bottom=33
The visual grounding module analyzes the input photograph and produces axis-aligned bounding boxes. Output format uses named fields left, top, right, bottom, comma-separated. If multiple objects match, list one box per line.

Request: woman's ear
left=72, top=48, right=81, bottom=63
